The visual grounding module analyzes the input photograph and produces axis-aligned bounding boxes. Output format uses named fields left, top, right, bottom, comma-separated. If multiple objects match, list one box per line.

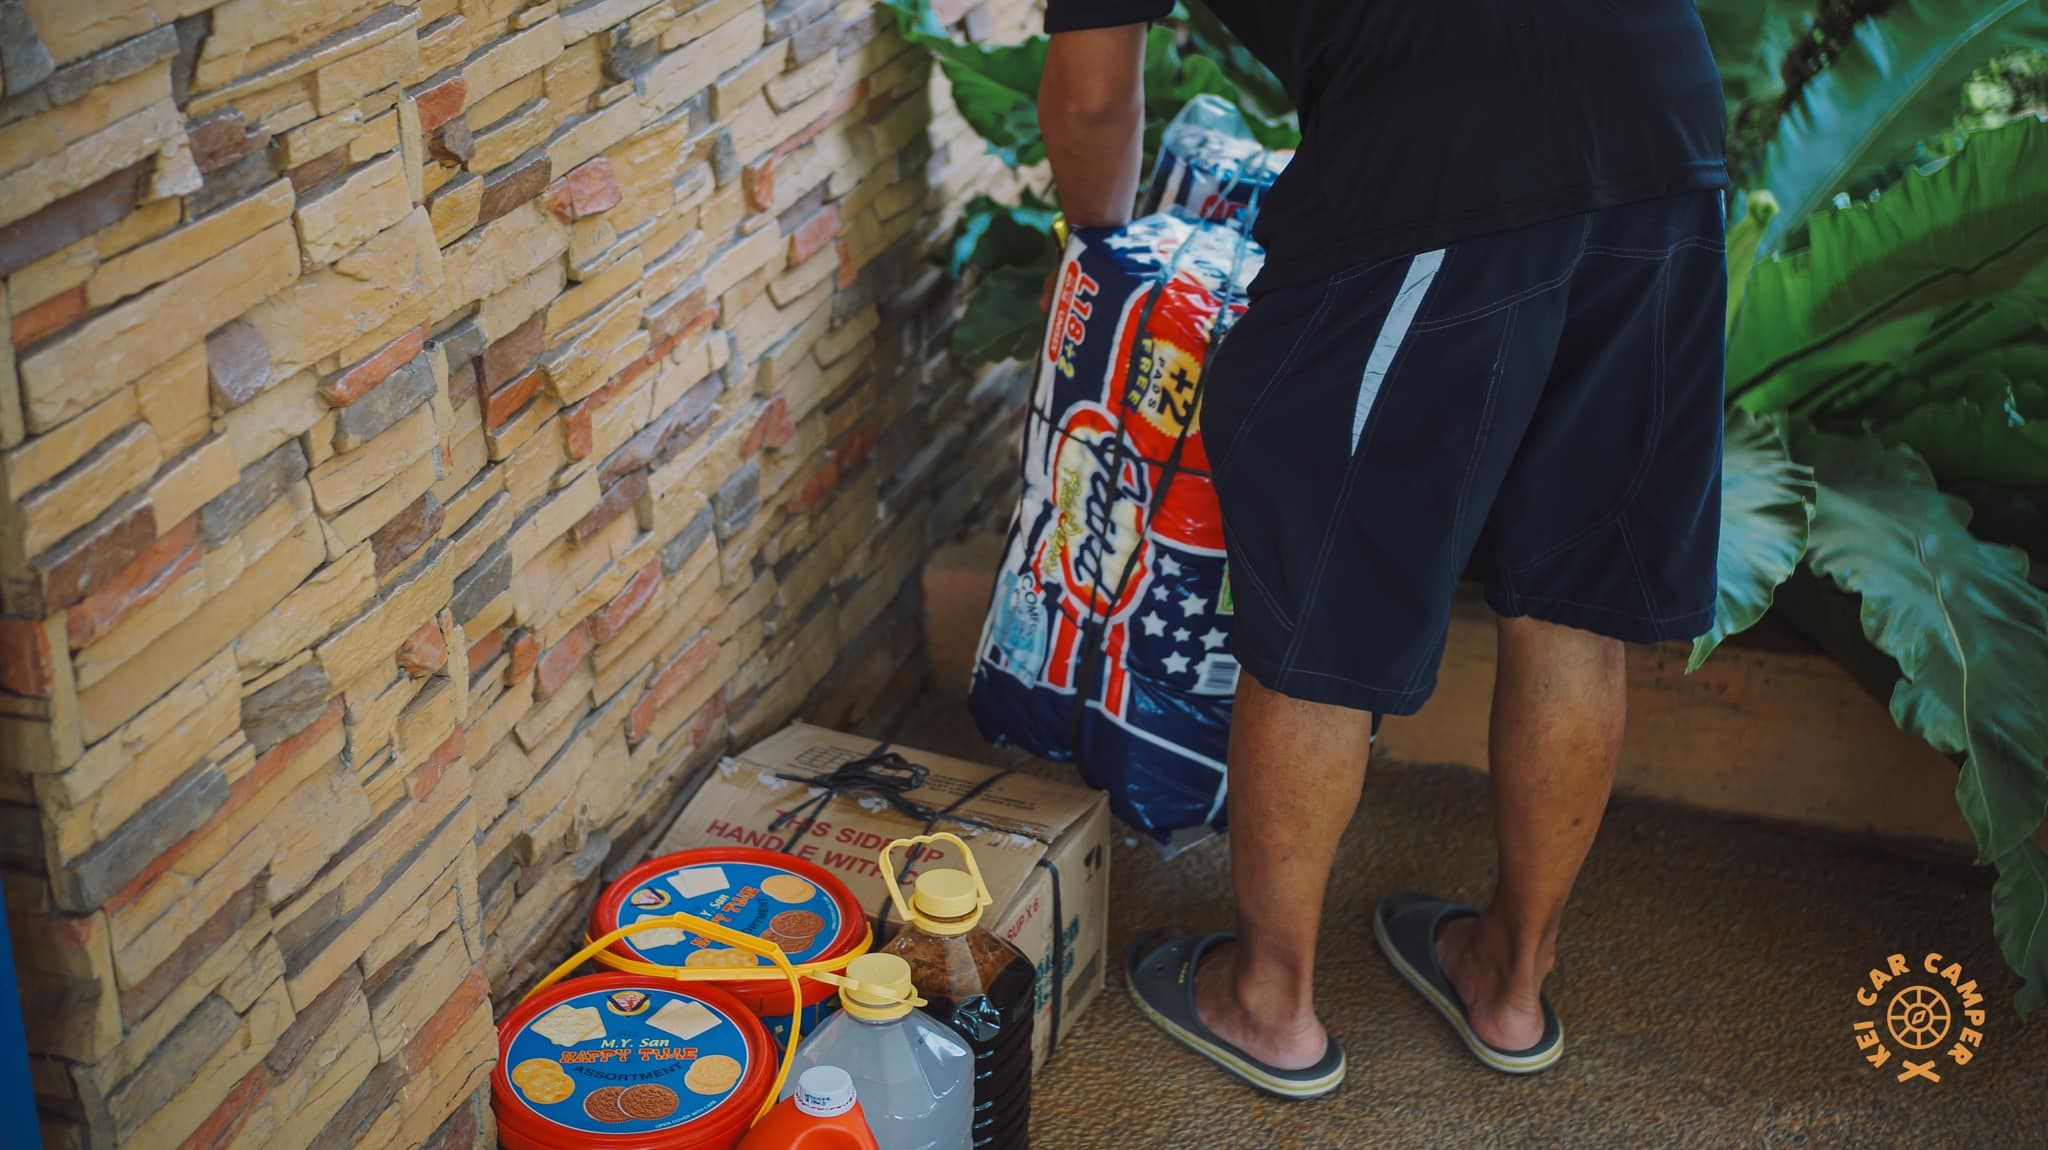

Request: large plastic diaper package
left=967, top=98, right=1287, bottom=841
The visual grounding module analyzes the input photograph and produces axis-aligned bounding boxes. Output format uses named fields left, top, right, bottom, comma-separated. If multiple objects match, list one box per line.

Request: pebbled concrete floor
left=892, top=697, right=2048, bottom=1149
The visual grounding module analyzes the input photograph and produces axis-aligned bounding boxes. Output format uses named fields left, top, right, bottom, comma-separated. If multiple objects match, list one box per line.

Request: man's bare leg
left=1194, top=673, right=1373, bottom=1069
left=1437, top=614, right=1626, bottom=1051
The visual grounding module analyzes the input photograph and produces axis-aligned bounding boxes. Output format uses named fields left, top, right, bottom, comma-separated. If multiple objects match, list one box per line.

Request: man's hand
left=1038, top=25, right=1147, bottom=230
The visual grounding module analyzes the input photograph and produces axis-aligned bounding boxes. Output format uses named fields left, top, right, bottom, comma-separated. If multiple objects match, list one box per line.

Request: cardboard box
left=653, top=723, right=1111, bottom=1072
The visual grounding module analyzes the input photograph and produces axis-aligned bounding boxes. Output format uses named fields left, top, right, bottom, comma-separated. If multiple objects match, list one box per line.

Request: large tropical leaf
left=1754, top=0, right=2048, bottom=254
left=1870, top=377, right=2048, bottom=487
left=1991, top=839, right=2048, bottom=1017
left=1728, top=119, right=2048, bottom=414
left=1690, top=411, right=1815, bottom=670
left=1693, top=0, right=1813, bottom=109
left=1799, top=427, right=2048, bottom=1014
left=1723, top=190, right=1777, bottom=335
left=1798, top=427, right=2048, bottom=863
left=881, top=0, right=1049, bottom=167
left=946, top=193, right=1059, bottom=279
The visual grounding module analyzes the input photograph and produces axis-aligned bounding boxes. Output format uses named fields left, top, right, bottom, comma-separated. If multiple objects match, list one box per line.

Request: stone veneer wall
left=0, top=0, right=1035, bottom=1145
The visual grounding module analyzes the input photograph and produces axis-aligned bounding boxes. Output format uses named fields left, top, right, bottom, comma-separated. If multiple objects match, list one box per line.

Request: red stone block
left=187, top=111, right=270, bottom=175
left=785, top=457, right=841, bottom=515
left=67, top=516, right=201, bottom=650
left=505, top=629, right=538, bottom=683
left=542, top=157, right=623, bottom=221
left=413, top=73, right=468, bottom=134
left=744, top=394, right=793, bottom=459
left=409, top=729, right=464, bottom=799
left=772, top=80, right=868, bottom=163
left=588, top=562, right=660, bottom=645
left=569, top=471, right=646, bottom=544
left=743, top=159, right=775, bottom=213
left=400, top=971, right=490, bottom=1078
left=33, top=496, right=156, bottom=615
left=835, top=236, right=858, bottom=288
left=628, top=632, right=719, bottom=742
left=322, top=322, right=429, bottom=407
left=176, top=1064, right=271, bottom=1150
left=12, top=285, right=85, bottom=348
left=562, top=370, right=631, bottom=460
left=480, top=312, right=545, bottom=392
left=0, top=617, right=52, bottom=697
left=786, top=203, right=839, bottom=264
left=397, top=618, right=448, bottom=677
left=533, top=623, right=593, bottom=699
left=484, top=367, right=542, bottom=431
left=467, top=626, right=505, bottom=677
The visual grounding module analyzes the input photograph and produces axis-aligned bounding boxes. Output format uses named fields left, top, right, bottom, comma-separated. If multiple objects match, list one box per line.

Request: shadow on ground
left=893, top=695, right=2046, bottom=1149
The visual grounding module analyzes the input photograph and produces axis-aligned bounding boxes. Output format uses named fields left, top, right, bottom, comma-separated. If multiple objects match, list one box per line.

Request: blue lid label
left=505, top=987, right=751, bottom=1134
left=619, top=861, right=842, bottom=965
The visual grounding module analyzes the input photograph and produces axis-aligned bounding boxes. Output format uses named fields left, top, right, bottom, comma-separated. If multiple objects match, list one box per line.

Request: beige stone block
left=506, top=467, right=599, bottom=574
left=638, top=3, right=765, bottom=116
left=247, top=209, right=440, bottom=385
left=544, top=91, right=638, bottom=175
left=87, top=179, right=296, bottom=309
left=0, top=100, right=182, bottom=230
left=21, top=222, right=299, bottom=434
left=10, top=238, right=95, bottom=312
left=71, top=557, right=209, bottom=693
left=478, top=261, right=565, bottom=343
left=190, top=7, right=420, bottom=117
left=264, top=750, right=370, bottom=904
left=306, top=404, right=436, bottom=516
left=316, top=19, right=420, bottom=113
left=540, top=292, right=643, bottom=405
left=279, top=104, right=366, bottom=168
left=463, top=15, right=565, bottom=104
left=12, top=422, right=161, bottom=561
left=255, top=987, right=378, bottom=1150
left=296, top=154, right=412, bottom=266
left=238, top=541, right=376, bottom=673
left=427, top=171, right=482, bottom=245
left=713, top=44, right=784, bottom=119
left=224, top=370, right=321, bottom=469
left=142, top=441, right=233, bottom=543
left=440, top=199, right=567, bottom=309
left=394, top=677, right=459, bottom=772
left=366, top=923, right=472, bottom=1061
left=468, top=70, right=543, bottom=132
left=104, top=899, right=275, bottom=1086
left=702, top=219, right=783, bottom=302
left=0, top=60, right=172, bottom=177
left=543, top=243, right=643, bottom=335
left=135, top=343, right=210, bottom=456
left=392, top=995, right=494, bottom=1147
left=315, top=537, right=456, bottom=686
left=341, top=668, right=421, bottom=783
left=321, top=449, right=438, bottom=557
left=12, top=908, right=123, bottom=1063
left=468, top=96, right=554, bottom=172
left=543, top=32, right=606, bottom=108
left=0, top=389, right=139, bottom=499
left=203, top=0, right=387, bottom=60
left=38, top=650, right=239, bottom=864
left=123, top=976, right=292, bottom=1149
left=350, top=109, right=401, bottom=163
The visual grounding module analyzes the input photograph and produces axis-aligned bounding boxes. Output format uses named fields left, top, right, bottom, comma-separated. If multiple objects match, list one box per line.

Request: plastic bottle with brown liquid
left=878, top=834, right=1035, bottom=1150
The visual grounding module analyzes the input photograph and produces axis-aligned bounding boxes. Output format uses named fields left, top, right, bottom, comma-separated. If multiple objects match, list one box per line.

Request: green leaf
left=1870, top=383, right=2048, bottom=487
left=1723, top=190, right=1778, bottom=336
left=880, top=0, right=1049, bottom=167
left=1754, top=0, right=2048, bottom=253
left=1728, top=119, right=2048, bottom=414
left=1693, top=0, right=1814, bottom=109
left=1691, top=412, right=1815, bottom=670
left=952, top=262, right=1055, bottom=366
left=1991, top=840, right=2048, bottom=1017
left=946, top=194, right=1058, bottom=279
left=1797, top=427, right=2048, bottom=872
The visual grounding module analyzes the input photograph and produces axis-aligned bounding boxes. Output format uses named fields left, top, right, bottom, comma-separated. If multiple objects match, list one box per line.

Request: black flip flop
left=1372, top=892, right=1564, bottom=1073
left=1125, top=931, right=1346, bottom=1099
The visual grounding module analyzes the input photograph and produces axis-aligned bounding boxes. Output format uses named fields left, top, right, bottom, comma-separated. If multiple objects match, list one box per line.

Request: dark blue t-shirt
left=1044, top=0, right=1728, bottom=287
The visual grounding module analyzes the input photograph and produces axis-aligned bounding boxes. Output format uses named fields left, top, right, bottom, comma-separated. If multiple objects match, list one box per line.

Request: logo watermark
left=1852, top=951, right=1986, bottom=1084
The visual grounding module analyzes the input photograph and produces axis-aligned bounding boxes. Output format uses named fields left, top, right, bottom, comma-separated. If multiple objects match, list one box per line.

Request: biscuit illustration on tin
left=760, top=874, right=817, bottom=903
left=621, top=1082, right=684, bottom=1118
left=518, top=1070, right=576, bottom=1105
left=510, top=1058, right=562, bottom=1087
left=769, top=909, right=826, bottom=937
left=683, top=1054, right=744, bottom=1095
left=583, top=1086, right=629, bottom=1123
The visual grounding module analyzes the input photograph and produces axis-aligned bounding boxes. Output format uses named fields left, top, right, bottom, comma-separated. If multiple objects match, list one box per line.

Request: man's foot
left=1191, top=938, right=1331, bottom=1071
left=1434, top=913, right=1550, bottom=1053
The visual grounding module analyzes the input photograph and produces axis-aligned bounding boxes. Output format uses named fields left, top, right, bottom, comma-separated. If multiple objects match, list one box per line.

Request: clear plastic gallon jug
left=786, top=953, right=972, bottom=1150
left=739, top=1065, right=881, bottom=1149
left=878, top=835, right=1034, bottom=1150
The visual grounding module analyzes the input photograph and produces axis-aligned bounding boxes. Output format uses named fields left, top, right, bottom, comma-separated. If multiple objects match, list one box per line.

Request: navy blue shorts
left=1202, top=190, right=1726, bottom=715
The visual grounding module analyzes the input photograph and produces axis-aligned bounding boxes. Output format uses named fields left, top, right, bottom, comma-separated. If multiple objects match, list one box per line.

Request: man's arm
left=1038, top=25, right=1147, bottom=228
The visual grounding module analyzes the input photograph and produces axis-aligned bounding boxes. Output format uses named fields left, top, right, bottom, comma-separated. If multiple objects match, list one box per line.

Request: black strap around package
left=766, top=742, right=1072, bottom=1055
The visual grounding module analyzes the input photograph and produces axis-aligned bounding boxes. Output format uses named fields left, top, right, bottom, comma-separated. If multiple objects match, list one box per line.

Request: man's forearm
left=1038, top=26, right=1147, bottom=228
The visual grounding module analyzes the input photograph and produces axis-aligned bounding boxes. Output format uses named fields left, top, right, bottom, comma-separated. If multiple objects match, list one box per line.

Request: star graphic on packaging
left=1140, top=612, right=1166, bottom=636
left=1173, top=627, right=1191, bottom=643
left=1157, top=554, right=1183, bottom=577
left=1152, top=585, right=1169, bottom=602
left=1178, top=592, right=1208, bottom=616
left=1201, top=628, right=1227, bottom=650
left=1163, top=652, right=1191, bottom=674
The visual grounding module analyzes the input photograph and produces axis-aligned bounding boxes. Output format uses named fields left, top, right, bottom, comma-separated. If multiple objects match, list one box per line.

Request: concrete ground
left=892, top=697, right=2048, bottom=1149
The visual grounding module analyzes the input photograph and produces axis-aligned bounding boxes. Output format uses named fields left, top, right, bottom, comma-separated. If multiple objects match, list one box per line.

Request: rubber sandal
left=1125, top=931, right=1347, bottom=1099
left=1372, top=892, right=1564, bottom=1074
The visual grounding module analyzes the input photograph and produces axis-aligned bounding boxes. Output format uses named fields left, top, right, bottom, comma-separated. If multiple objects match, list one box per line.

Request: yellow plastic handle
left=878, top=831, right=993, bottom=924
left=584, top=923, right=873, bottom=983
left=523, top=912, right=805, bottom=1126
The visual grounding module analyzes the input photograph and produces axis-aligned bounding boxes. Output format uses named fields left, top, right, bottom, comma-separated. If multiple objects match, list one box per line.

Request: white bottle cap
left=794, top=1065, right=857, bottom=1118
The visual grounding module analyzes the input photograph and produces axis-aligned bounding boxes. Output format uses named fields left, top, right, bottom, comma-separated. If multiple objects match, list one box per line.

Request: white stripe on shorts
left=1351, top=249, right=1446, bottom=454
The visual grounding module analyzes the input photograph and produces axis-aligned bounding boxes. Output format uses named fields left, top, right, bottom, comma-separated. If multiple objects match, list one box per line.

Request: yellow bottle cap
left=908, top=869, right=984, bottom=935
left=838, top=953, right=917, bottom=1021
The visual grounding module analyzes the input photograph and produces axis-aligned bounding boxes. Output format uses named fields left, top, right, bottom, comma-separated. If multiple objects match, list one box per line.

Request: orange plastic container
left=493, top=973, right=773, bottom=1150
left=592, top=848, right=869, bottom=1045
left=737, top=1066, right=882, bottom=1150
